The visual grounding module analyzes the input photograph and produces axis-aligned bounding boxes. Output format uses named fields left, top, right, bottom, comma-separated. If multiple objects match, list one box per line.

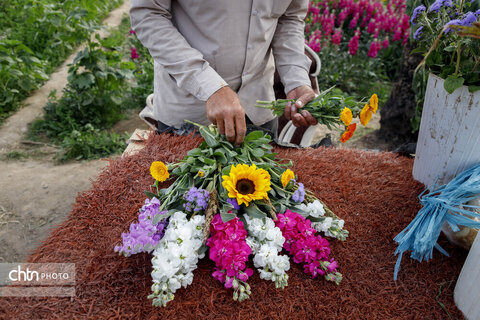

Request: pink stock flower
left=129, top=29, right=136, bottom=35
left=305, top=0, right=409, bottom=56
left=130, top=47, right=139, bottom=60
left=275, top=210, right=339, bottom=281
left=348, top=30, right=360, bottom=56
left=367, top=40, right=380, bottom=58
left=331, top=29, right=342, bottom=45
left=382, top=36, right=390, bottom=49
left=206, top=214, right=253, bottom=299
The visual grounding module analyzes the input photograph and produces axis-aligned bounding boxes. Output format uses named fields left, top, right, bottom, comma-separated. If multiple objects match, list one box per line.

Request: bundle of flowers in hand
left=305, top=0, right=410, bottom=57
left=114, top=122, right=348, bottom=306
left=256, top=86, right=379, bottom=143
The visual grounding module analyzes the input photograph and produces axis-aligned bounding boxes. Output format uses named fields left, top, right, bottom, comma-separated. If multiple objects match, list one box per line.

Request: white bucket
left=413, top=73, right=480, bottom=187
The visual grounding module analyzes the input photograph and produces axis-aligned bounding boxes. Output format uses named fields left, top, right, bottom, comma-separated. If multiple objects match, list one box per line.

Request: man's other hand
left=284, top=85, right=318, bottom=128
left=206, top=86, right=246, bottom=146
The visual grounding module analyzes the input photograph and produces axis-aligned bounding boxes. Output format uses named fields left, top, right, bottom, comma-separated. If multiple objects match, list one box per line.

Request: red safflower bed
left=0, top=133, right=466, bottom=319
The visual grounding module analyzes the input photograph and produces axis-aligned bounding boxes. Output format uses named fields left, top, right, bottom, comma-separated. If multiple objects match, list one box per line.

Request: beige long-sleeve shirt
left=130, top=0, right=311, bottom=127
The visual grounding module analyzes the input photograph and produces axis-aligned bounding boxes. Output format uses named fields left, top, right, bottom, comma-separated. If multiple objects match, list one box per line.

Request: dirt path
left=0, top=1, right=135, bottom=262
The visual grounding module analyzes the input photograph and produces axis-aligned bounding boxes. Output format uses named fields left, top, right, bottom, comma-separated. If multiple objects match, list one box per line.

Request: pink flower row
left=306, top=0, right=410, bottom=57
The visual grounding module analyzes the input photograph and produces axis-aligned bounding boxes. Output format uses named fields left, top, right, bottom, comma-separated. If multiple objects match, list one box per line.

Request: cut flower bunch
left=256, top=87, right=379, bottom=143
left=115, top=123, right=348, bottom=306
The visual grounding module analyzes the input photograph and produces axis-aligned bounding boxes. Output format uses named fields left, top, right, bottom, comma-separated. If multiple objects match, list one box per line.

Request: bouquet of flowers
left=115, top=123, right=348, bottom=306
left=256, top=87, right=379, bottom=143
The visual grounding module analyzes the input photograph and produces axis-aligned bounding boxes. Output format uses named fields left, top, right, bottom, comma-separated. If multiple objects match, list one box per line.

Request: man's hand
left=206, top=86, right=246, bottom=146
left=284, top=85, right=318, bottom=128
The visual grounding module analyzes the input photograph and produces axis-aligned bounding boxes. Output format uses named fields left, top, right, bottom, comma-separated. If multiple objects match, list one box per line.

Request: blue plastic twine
left=393, top=163, right=480, bottom=280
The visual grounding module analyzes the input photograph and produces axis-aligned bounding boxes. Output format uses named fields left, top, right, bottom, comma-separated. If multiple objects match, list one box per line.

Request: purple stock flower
left=114, top=197, right=168, bottom=256
left=129, top=29, right=136, bottom=34
left=413, top=26, right=424, bottom=40
left=292, top=182, right=305, bottom=203
left=411, top=5, right=426, bottom=25
left=227, top=198, right=240, bottom=210
left=183, top=187, right=210, bottom=213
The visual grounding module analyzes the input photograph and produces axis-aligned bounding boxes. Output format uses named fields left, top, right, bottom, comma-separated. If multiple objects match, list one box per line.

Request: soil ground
left=0, top=0, right=387, bottom=262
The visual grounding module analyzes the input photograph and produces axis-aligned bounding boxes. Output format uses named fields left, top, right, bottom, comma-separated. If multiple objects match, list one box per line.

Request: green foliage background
left=0, top=0, right=123, bottom=122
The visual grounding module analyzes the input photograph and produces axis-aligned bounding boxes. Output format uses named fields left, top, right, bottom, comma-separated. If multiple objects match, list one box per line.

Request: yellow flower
left=150, top=161, right=169, bottom=182
left=198, top=170, right=205, bottom=177
left=360, top=104, right=373, bottom=126
left=369, top=94, right=378, bottom=113
left=222, top=164, right=271, bottom=206
left=281, top=169, right=295, bottom=188
left=340, top=107, right=353, bottom=126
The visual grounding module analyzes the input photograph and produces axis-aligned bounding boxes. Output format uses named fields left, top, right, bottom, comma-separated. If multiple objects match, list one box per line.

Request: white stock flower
left=149, top=212, right=205, bottom=307
left=300, top=200, right=326, bottom=218
left=244, top=214, right=290, bottom=289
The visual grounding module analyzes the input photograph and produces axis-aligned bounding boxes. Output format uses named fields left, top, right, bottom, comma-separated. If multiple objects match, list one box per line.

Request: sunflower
left=340, top=123, right=357, bottom=143
left=150, top=161, right=169, bottom=182
left=281, top=169, right=295, bottom=188
left=222, top=164, right=271, bottom=206
left=359, top=104, right=373, bottom=126
left=340, top=107, right=353, bottom=126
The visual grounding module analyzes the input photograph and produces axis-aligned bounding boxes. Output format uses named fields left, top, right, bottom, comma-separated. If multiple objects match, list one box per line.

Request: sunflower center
left=236, top=179, right=255, bottom=195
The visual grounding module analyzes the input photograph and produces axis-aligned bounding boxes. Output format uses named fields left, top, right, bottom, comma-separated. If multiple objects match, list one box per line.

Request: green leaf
left=443, top=46, right=456, bottom=52
left=273, top=185, right=286, bottom=197
left=222, top=165, right=232, bottom=176
left=244, top=131, right=263, bottom=143
left=197, top=244, right=208, bottom=256
left=444, top=75, right=464, bottom=94
left=199, top=126, right=218, bottom=147
left=144, top=191, right=158, bottom=199
left=220, top=210, right=237, bottom=223
left=213, top=151, right=227, bottom=164
left=244, top=203, right=267, bottom=219
left=74, top=73, right=95, bottom=89
left=187, top=148, right=202, bottom=156
left=468, top=85, right=480, bottom=93
left=250, top=148, right=264, bottom=158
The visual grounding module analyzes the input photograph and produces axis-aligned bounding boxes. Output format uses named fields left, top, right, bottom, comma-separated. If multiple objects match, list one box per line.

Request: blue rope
left=393, top=163, right=480, bottom=280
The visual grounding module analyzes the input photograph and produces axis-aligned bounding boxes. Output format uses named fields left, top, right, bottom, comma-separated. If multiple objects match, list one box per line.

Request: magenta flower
left=275, top=210, right=341, bottom=283
left=130, top=47, right=139, bottom=60
left=206, top=214, right=253, bottom=301
left=129, top=29, right=136, bottom=34
left=367, top=40, right=380, bottom=58
left=348, top=30, right=360, bottom=56
left=331, top=29, right=342, bottom=45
